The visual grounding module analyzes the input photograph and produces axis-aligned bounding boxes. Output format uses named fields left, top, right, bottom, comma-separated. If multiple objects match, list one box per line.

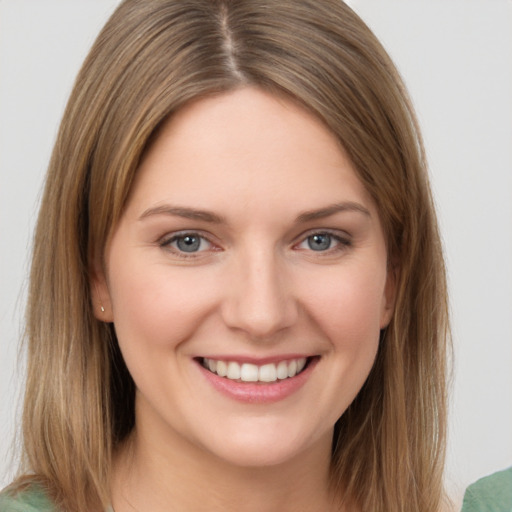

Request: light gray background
left=1, top=0, right=511, bottom=506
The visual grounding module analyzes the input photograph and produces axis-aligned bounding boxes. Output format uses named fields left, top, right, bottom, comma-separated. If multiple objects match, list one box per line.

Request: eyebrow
left=138, top=201, right=370, bottom=224
left=139, top=205, right=225, bottom=223
left=295, top=202, right=371, bottom=223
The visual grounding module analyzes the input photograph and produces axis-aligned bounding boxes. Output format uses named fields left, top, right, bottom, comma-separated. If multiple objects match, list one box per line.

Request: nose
left=221, top=248, right=298, bottom=340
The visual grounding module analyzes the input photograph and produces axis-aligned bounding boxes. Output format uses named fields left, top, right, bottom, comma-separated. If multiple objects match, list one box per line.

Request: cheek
left=299, top=263, right=387, bottom=350
left=108, top=260, right=220, bottom=351
left=292, top=264, right=386, bottom=425
left=107, top=263, right=223, bottom=404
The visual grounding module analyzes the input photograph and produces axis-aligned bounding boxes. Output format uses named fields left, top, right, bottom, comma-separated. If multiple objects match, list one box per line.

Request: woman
left=0, top=0, right=450, bottom=511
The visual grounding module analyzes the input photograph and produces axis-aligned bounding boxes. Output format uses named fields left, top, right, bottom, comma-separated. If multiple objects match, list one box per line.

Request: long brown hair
left=13, top=1, right=450, bottom=510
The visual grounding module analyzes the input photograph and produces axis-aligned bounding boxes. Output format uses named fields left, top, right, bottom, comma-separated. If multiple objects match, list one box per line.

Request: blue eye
left=307, top=233, right=333, bottom=251
left=175, top=234, right=201, bottom=252
left=295, top=231, right=350, bottom=254
left=163, top=233, right=212, bottom=253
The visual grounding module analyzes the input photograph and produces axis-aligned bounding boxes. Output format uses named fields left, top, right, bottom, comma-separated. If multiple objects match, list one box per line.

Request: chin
left=193, top=417, right=331, bottom=469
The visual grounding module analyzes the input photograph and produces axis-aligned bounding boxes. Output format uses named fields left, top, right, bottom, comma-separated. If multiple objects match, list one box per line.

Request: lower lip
left=197, top=358, right=318, bottom=404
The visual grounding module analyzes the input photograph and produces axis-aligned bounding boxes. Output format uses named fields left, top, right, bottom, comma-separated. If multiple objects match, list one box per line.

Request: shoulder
left=461, top=467, right=512, bottom=512
left=0, top=485, right=56, bottom=512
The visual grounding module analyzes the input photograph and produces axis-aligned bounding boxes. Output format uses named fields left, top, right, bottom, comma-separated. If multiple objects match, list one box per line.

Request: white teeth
left=287, top=359, right=297, bottom=378
left=202, top=357, right=308, bottom=382
left=216, top=360, right=228, bottom=377
left=259, top=363, right=277, bottom=382
left=227, top=361, right=241, bottom=380
left=276, top=361, right=288, bottom=380
left=240, top=363, right=259, bottom=382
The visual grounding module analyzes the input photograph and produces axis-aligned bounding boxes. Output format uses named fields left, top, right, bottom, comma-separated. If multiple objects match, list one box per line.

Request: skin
left=93, top=87, right=395, bottom=512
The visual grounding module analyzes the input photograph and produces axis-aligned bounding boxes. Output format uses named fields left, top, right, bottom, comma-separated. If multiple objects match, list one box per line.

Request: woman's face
left=94, top=87, right=395, bottom=468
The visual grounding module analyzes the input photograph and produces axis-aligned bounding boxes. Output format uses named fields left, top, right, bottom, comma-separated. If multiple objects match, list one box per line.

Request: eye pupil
left=177, top=235, right=201, bottom=252
left=308, top=234, right=331, bottom=251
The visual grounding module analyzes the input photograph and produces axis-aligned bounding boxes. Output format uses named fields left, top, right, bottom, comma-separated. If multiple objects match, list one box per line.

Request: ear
left=90, top=264, right=114, bottom=323
left=380, top=262, right=399, bottom=329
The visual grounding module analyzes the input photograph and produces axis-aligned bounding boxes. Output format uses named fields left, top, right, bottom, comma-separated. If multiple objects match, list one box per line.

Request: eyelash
left=294, top=231, right=352, bottom=254
left=158, top=230, right=352, bottom=259
left=158, top=231, right=217, bottom=258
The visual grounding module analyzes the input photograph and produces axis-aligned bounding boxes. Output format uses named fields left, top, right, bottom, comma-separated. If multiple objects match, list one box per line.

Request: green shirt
left=0, top=486, right=114, bottom=512
left=0, top=487, right=55, bottom=512
left=462, top=467, right=512, bottom=512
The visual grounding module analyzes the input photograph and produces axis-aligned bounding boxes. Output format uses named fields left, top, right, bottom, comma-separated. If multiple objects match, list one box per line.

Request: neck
left=111, top=416, right=340, bottom=512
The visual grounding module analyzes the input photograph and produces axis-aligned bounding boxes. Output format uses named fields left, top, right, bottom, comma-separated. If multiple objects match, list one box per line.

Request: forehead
left=126, top=87, right=377, bottom=221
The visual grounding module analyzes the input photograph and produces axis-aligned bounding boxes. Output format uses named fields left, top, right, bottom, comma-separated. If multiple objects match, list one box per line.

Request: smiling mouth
left=199, top=357, right=312, bottom=383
